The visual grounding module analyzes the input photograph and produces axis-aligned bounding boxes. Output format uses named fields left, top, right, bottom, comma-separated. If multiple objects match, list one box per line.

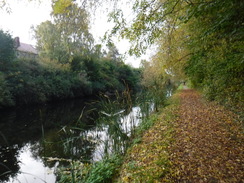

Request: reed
left=55, top=86, right=171, bottom=182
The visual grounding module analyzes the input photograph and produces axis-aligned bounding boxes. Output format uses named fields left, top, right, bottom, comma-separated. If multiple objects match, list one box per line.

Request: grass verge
left=115, top=93, right=180, bottom=182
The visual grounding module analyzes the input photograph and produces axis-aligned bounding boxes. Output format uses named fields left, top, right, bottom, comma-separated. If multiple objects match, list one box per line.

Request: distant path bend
left=168, top=89, right=244, bottom=182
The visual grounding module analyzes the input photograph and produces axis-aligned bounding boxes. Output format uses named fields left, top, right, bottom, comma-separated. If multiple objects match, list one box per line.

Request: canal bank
left=0, top=90, right=159, bottom=183
left=115, top=91, right=179, bottom=182
left=55, top=89, right=177, bottom=182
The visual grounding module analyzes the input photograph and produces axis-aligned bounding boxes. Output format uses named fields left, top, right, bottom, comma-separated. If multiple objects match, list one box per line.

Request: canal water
left=0, top=94, right=153, bottom=183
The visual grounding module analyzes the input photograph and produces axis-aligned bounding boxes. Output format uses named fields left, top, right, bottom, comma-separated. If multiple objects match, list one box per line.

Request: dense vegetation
left=0, top=33, right=141, bottom=108
left=109, top=0, right=244, bottom=112
left=54, top=0, right=244, bottom=180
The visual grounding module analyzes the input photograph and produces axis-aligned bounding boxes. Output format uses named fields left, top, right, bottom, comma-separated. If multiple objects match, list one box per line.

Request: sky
left=0, top=1, right=51, bottom=44
left=0, top=0, right=151, bottom=67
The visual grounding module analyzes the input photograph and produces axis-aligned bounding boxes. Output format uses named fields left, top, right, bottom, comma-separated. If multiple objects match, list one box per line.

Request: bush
left=85, top=155, right=122, bottom=183
left=0, top=30, right=15, bottom=64
left=0, top=72, right=15, bottom=108
left=57, top=155, right=122, bottom=183
left=1, top=58, right=92, bottom=106
left=186, top=39, right=244, bottom=110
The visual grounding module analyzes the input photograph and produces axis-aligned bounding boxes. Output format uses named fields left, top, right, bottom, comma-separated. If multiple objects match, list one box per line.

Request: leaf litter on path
left=166, top=89, right=243, bottom=183
left=117, top=89, right=243, bottom=182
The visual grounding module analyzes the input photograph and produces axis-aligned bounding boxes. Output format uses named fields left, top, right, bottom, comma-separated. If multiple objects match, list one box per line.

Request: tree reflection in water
left=0, top=92, right=155, bottom=182
left=0, top=145, right=19, bottom=182
left=0, top=97, right=96, bottom=182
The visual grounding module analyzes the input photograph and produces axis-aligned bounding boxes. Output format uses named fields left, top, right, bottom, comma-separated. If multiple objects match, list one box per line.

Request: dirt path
left=167, top=89, right=244, bottom=182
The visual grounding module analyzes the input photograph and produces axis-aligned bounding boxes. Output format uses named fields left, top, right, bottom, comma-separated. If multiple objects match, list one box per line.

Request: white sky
left=0, top=0, right=51, bottom=44
left=0, top=0, right=150, bottom=67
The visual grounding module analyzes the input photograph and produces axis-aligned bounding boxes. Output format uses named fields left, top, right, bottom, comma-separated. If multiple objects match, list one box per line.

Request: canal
left=0, top=93, right=154, bottom=183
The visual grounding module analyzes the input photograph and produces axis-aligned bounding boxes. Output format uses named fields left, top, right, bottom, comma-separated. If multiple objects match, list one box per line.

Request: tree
left=106, top=42, right=122, bottom=62
left=35, top=2, right=94, bottom=63
left=0, top=30, right=15, bottom=65
left=106, top=0, right=243, bottom=108
left=34, top=21, right=69, bottom=62
left=52, top=2, right=94, bottom=60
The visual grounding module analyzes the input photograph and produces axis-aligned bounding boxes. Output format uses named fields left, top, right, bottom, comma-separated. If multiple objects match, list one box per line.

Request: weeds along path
left=166, top=89, right=244, bottom=182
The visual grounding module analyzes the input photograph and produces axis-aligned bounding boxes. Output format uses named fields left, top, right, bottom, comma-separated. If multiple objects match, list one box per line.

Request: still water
left=0, top=95, right=151, bottom=183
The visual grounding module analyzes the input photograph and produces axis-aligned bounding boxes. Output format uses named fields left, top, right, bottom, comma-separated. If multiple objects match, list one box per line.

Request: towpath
left=117, top=89, right=243, bottom=182
left=166, top=89, right=243, bottom=182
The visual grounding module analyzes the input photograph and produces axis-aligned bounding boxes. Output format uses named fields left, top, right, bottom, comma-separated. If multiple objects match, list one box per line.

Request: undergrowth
left=57, top=154, right=123, bottom=183
left=56, top=88, right=175, bottom=183
left=115, top=93, right=180, bottom=182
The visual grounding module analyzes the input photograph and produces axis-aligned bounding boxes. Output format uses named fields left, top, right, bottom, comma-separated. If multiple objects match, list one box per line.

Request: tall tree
left=0, top=30, right=15, bottom=65
left=52, top=2, right=94, bottom=59
left=34, top=21, right=69, bottom=62
left=106, top=42, right=122, bottom=62
left=35, top=2, right=94, bottom=63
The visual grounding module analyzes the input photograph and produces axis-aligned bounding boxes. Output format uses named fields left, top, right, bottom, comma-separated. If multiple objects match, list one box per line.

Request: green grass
left=177, top=84, right=184, bottom=90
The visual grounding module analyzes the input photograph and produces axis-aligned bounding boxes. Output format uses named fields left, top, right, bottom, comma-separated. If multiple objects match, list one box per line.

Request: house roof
left=17, top=42, right=38, bottom=55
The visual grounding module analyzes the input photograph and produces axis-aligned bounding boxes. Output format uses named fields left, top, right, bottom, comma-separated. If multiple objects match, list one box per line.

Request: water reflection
left=0, top=95, right=149, bottom=182
left=0, top=145, right=19, bottom=182
left=0, top=98, right=96, bottom=182
left=91, top=106, right=142, bottom=161
left=8, top=144, right=56, bottom=183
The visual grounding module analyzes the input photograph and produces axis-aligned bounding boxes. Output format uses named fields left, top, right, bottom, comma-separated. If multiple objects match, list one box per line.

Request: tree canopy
left=0, top=30, right=15, bottom=64
left=1, top=0, right=243, bottom=109
left=108, top=0, right=244, bottom=109
left=19, top=0, right=244, bottom=105
left=34, top=3, right=93, bottom=63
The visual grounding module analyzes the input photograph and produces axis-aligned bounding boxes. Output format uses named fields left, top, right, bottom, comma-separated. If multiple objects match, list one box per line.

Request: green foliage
left=0, top=58, right=92, bottom=106
left=34, top=21, right=69, bottom=63
left=85, top=155, right=122, bottom=183
left=52, top=0, right=73, bottom=15
left=57, top=160, right=89, bottom=183
left=70, top=55, right=84, bottom=72
left=117, top=64, right=141, bottom=91
left=0, top=72, right=14, bottom=108
left=35, top=2, right=93, bottom=63
left=57, top=155, right=123, bottom=183
left=108, top=0, right=243, bottom=110
left=0, top=30, right=15, bottom=64
left=0, top=54, right=141, bottom=107
left=0, top=28, right=141, bottom=108
left=183, top=0, right=244, bottom=109
left=71, top=54, right=141, bottom=94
